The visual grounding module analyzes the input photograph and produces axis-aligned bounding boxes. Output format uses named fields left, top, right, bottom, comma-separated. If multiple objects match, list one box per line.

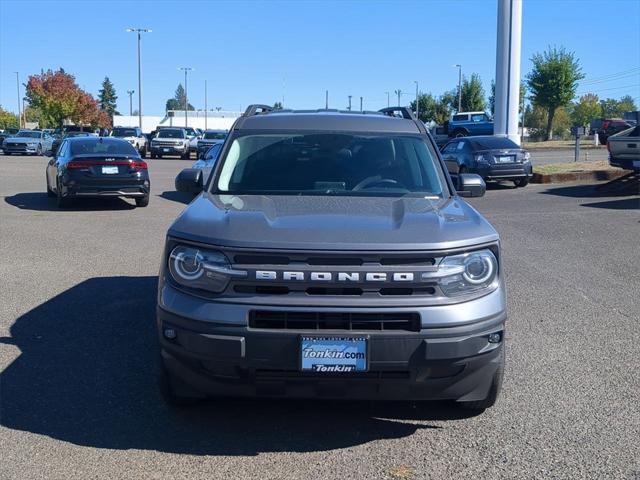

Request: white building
left=113, top=110, right=242, bottom=133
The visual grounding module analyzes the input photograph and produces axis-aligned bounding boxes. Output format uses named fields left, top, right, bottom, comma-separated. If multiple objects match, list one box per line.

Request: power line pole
left=127, top=90, right=135, bottom=116
left=14, top=72, right=21, bottom=128
left=454, top=64, right=462, bottom=112
left=325, top=90, right=329, bottom=109
left=348, top=95, right=352, bottom=111
left=179, top=67, right=193, bottom=127
left=394, top=89, right=401, bottom=106
left=360, top=96, right=363, bottom=112
left=414, top=81, right=419, bottom=119
left=385, top=91, right=390, bottom=108
left=126, top=28, right=151, bottom=130
left=204, top=80, right=208, bottom=130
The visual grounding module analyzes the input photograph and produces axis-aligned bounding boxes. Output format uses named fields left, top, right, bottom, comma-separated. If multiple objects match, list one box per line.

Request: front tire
left=139, top=146, right=147, bottom=158
left=36, top=145, right=43, bottom=156
left=135, top=195, right=149, bottom=207
left=46, top=174, right=55, bottom=197
left=453, top=129, right=468, bottom=138
left=514, top=178, right=529, bottom=188
left=181, top=151, right=190, bottom=160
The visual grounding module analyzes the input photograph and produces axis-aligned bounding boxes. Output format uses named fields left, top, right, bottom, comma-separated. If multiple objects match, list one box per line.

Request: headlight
left=475, top=154, right=489, bottom=164
left=27, top=142, right=37, bottom=147
left=174, top=140, right=184, bottom=146
left=523, top=151, right=531, bottom=162
left=168, top=245, right=246, bottom=293
left=438, top=249, right=498, bottom=296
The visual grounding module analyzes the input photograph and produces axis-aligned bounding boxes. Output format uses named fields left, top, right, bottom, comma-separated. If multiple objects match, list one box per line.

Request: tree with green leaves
left=98, top=76, right=119, bottom=117
left=525, top=104, right=572, bottom=141
left=571, top=93, right=601, bottom=128
left=273, top=101, right=283, bottom=110
left=527, top=46, right=584, bottom=140
left=617, top=95, right=637, bottom=114
left=459, top=74, right=486, bottom=112
left=166, top=83, right=194, bottom=112
left=600, top=95, right=637, bottom=118
left=0, top=106, right=19, bottom=129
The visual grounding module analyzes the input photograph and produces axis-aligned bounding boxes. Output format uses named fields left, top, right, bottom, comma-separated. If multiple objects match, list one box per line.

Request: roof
left=236, top=108, right=423, bottom=134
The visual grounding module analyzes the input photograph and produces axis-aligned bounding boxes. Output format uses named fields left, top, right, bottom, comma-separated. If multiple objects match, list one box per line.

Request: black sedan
left=441, top=136, right=532, bottom=187
left=45, top=137, right=150, bottom=208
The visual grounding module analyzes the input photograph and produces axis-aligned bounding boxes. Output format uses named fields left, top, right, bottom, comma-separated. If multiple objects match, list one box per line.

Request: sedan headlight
left=168, top=245, right=246, bottom=293
left=437, top=249, right=498, bottom=297
left=523, top=151, right=531, bottom=162
left=475, top=154, right=489, bottom=164
left=27, top=142, right=37, bottom=147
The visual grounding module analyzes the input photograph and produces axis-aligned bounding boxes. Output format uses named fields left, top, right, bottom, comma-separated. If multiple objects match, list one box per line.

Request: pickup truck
left=607, top=125, right=640, bottom=171
left=447, top=112, right=494, bottom=138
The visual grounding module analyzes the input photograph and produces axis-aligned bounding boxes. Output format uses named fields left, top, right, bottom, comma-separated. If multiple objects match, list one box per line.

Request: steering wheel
left=352, top=175, right=405, bottom=191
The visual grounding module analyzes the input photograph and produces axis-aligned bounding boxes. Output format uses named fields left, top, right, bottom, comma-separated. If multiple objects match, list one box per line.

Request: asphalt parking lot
left=1, top=154, right=638, bottom=480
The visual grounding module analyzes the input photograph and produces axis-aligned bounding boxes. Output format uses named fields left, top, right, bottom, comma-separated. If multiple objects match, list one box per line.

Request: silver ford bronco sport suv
left=157, top=105, right=505, bottom=411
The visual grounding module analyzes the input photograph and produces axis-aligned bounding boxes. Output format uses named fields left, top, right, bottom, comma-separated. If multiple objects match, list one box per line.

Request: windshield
left=184, top=128, right=196, bottom=136
left=111, top=128, right=137, bottom=137
left=70, top=139, right=138, bottom=156
left=66, top=132, right=92, bottom=138
left=157, top=130, right=185, bottom=139
left=204, top=131, right=227, bottom=140
left=16, top=131, right=41, bottom=138
left=214, top=133, right=447, bottom=197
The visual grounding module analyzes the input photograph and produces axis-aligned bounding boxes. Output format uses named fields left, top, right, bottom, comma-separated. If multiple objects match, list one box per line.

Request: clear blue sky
left=1, top=0, right=639, bottom=116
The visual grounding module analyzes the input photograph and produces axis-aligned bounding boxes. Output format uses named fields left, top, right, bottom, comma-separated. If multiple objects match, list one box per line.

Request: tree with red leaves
left=26, top=69, right=111, bottom=129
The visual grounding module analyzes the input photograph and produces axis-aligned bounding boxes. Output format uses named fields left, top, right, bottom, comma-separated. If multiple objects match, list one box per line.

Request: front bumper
left=157, top=285, right=506, bottom=401
left=151, top=144, right=188, bottom=156
left=3, top=144, right=38, bottom=154
left=477, top=162, right=532, bottom=180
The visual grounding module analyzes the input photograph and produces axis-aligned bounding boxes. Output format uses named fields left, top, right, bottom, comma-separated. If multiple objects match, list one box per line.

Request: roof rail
left=243, top=104, right=273, bottom=117
left=379, top=107, right=426, bottom=134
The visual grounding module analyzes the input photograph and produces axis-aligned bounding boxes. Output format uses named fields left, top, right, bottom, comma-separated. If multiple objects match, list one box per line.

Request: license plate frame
left=163, top=148, right=170, bottom=153
left=496, top=155, right=514, bottom=163
left=299, top=335, right=369, bottom=373
left=101, top=166, right=119, bottom=174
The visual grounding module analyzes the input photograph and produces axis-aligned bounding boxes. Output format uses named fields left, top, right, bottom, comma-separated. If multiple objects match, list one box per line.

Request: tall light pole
left=394, top=89, right=401, bottom=107
left=414, top=81, right=419, bottom=119
left=127, top=90, right=135, bottom=116
left=360, top=96, right=363, bottom=112
left=325, top=90, right=329, bottom=110
left=126, top=28, right=151, bottom=130
left=348, top=95, right=352, bottom=111
left=454, top=64, right=462, bottom=112
left=204, top=80, right=208, bottom=130
left=384, top=91, right=390, bottom=108
left=14, top=72, right=21, bottom=128
left=179, top=67, right=193, bottom=127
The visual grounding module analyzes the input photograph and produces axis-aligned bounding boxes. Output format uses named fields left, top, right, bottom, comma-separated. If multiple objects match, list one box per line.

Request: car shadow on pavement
left=159, top=190, right=195, bottom=205
left=0, top=276, right=478, bottom=456
left=4, top=192, right=136, bottom=211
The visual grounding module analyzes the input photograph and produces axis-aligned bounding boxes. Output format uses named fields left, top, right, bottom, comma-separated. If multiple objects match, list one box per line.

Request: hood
left=168, top=194, right=499, bottom=251
left=6, top=137, right=39, bottom=144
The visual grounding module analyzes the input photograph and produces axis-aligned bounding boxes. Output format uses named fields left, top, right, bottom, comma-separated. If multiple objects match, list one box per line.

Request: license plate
left=163, top=148, right=170, bottom=152
left=496, top=156, right=514, bottom=163
left=300, top=336, right=367, bottom=373
left=101, top=166, right=118, bottom=174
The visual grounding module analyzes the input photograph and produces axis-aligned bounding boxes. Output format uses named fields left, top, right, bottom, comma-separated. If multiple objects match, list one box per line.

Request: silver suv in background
left=150, top=128, right=190, bottom=159
left=110, top=127, right=148, bottom=157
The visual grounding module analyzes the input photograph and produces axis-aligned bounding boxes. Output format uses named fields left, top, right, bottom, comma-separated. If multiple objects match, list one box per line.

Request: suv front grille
left=249, top=310, right=421, bottom=332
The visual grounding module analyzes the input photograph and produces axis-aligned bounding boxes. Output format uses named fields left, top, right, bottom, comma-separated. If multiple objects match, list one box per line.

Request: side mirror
left=457, top=173, right=486, bottom=198
left=175, top=168, right=203, bottom=193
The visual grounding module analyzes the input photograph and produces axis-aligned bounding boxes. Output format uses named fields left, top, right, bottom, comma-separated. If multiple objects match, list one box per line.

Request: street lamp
left=453, top=64, right=462, bottom=112
left=204, top=80, right=208, bottom=130
left=126, top=28, right=151, bottom=130
left=414, top=81, right=419, bottom=119
left=348, top=95, right=352, bottom=111
left=127, top=90, right=135, bottom=117
left=179, top=67, right=193, bottom=127
left=384, top=91, right=390, bottom=108
left=14, top=72, right=21, bottom=128
left=394, top=89, right=402, bottom=107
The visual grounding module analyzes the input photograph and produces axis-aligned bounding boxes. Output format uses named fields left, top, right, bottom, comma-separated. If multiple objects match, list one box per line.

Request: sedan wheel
left=46, top=174, right=55, bottom=198
left=36, top=144, right=42, bottom=156
left=56, top=180, right=70, bottom=208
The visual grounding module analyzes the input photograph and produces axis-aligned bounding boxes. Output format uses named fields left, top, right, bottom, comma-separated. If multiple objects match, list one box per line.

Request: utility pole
left=394, top=89, right=401, bottom=107
left=325, top=90, right=329, bottom=109
left=14, top=72, right=21, bottom=129
left=385, top=91, right=390, bottom=108
left=360, top=96, right=363, bottom=112
left=127, top=90, right=135, bottom=116
left=179, top=67, right=193, bottom=127
left=126, top=28, right=151, bottom=130
left=348, top=95, right=352, bottom=111
left=414, top=81, right=419, bottom=119
left=454, top=64, right=462, bottom=112
left=204, top=80, right=208, bottom=130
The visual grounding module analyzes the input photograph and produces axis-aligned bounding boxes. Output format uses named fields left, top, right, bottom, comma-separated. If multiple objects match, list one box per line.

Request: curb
left=531, top=169, right=628, bottom=184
